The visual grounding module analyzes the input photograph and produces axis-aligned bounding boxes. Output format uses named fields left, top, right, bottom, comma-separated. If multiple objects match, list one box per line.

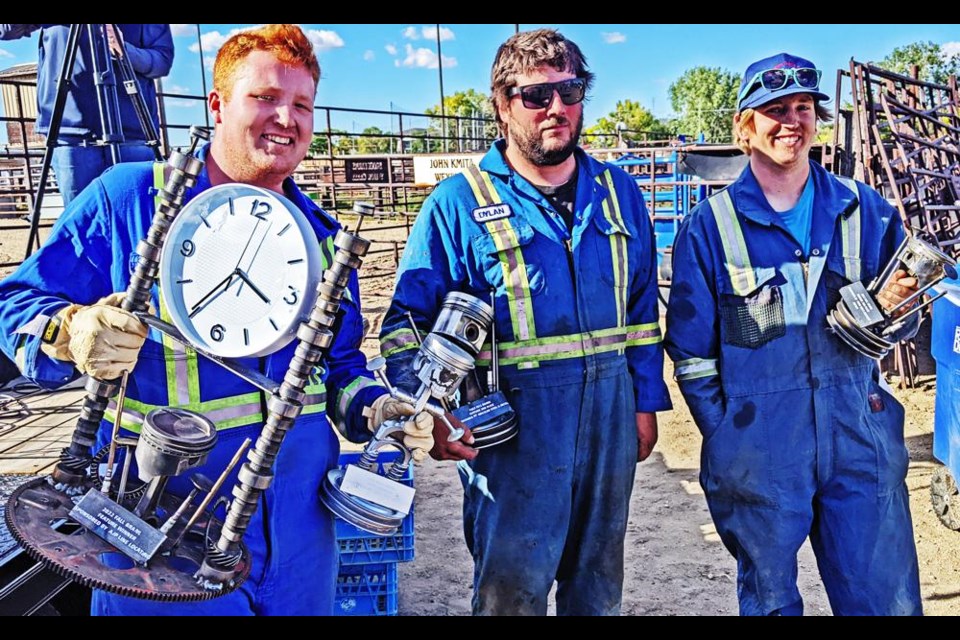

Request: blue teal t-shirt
left=776, top=175, right=815, bottom=257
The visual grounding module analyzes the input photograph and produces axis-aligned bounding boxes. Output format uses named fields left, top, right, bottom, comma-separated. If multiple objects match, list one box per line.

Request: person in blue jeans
left=0, top=24, right=173, bottom=204
left=665, top=52, right=924, bottom=616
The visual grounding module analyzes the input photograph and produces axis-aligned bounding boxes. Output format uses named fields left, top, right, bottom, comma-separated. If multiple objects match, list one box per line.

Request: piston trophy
left=320, top=291, right=517, bottom=535
left=827, top=230, right=958, bottom=359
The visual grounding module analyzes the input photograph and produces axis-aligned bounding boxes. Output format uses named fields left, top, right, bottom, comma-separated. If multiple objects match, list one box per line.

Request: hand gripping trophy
left=320, top=291, right=518, bottom=535
left=827, top=230, right=957, bottom=359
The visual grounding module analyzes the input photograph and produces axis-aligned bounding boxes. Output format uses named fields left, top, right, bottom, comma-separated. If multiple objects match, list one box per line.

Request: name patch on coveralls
left=954, top=326, right=960, bottom=355
left=472, top=204, right=513, bottom=223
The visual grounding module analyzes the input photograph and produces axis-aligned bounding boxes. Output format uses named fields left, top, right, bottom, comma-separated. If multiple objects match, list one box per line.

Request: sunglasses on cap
left=507, top=77, right=587, bottom=110
left=737, top=67, right=822, bottom=103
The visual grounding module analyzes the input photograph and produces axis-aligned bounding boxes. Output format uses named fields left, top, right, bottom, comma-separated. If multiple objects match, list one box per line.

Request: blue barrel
left=931, top=279, right=960, bottom=479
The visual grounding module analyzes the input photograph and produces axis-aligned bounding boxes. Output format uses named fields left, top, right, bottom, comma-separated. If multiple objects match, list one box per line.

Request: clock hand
left=232, top=217, right=265, bottom=273
left=236, top=222, right=273, bottom=297
left=235, top=269, right=271, bottom=304
left=188, top=271, right=237, bottom=318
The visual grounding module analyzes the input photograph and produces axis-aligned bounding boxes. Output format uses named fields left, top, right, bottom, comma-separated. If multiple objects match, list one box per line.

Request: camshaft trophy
left=196, top=230, right=370, bottom=585
left=827, top=230, right=957, bottom=359
left=51, top=126, right=208, bottom=489
left=3, top=127, right=262, bottom=602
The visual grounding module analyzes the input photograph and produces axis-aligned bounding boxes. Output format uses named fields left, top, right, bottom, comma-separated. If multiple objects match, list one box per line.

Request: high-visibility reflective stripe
left=486, top=217, right=536, bottom=343
left=475, top=322, right=661, bottom=365
left=153, top=163, right=200, bottom=407
left=674, top=357, right=719, bottom=381
left=380, top=327, right=422, bottom=357
left=335, top=376, right=382, bottom=428
left=596, top=170, right=629, bottom=335
left=710, top=190, right=757, bottom=295
left=104, top=391, right=328, bottom=432
left=836, top=177, right=862, bottom=282
left=464, top=165, right=538, bottom=369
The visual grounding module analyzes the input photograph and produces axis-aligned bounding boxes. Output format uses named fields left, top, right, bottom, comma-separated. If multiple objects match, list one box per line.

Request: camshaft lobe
left=201, top=230, right=370, bottom=572
left=52, top=127, right=210, bottom=486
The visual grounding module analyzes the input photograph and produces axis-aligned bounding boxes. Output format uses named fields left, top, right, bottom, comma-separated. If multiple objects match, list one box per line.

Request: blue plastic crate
left=335, top=450, right=416, bottom=565
left=334, top=562, right=399, bottom=616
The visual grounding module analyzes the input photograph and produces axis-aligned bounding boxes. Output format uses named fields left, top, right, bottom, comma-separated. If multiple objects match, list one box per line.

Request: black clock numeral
left=210, top=324, right=225, bottom=342
left=244, top=328, right=249, bottom=346
left=229, top=197, right=235, bottom=216
left=250, top=199, right=272, bottom=220
left=180, top=239, right=195, bottom=257
left=283, top=286, right=299, bottom=305
left=269, top=318, right=278, bottom=331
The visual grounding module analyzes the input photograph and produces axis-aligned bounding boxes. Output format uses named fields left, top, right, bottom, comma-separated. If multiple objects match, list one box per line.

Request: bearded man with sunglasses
left=380, top=28, right=670, bottom=615
left=665, top=52, right=923, bottom=615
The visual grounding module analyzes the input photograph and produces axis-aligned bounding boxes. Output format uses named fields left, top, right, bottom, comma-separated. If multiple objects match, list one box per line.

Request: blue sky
left=1, top=24, right=957, bottom=143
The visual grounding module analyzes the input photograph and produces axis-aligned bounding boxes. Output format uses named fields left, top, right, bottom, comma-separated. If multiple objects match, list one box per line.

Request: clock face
left=158, top=184, right=322, bottom=358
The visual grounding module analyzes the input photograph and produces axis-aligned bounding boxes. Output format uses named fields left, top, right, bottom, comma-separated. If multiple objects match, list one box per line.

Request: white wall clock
left=158, top=184, right=322, bottom=358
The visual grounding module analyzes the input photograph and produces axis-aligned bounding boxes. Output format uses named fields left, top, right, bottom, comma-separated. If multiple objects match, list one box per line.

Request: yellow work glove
left=40, top=293, right=149, bottom=380
left=364, top=394, right=435, bottom=463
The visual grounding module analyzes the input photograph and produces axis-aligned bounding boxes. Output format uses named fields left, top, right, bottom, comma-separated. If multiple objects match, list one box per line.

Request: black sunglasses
left=507, top=78, right=587, bottom=110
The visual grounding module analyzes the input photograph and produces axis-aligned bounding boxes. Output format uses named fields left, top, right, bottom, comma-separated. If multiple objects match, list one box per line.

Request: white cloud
left=397, top=43, right=457, bottom=70
left=189, top=30, right=230, bottom=53
left=188, top=25, right=263, bottom=53
left=170, top=24, right=194, bottom=37
left=942, top=41, right=960, bottom=59
left=166, top=84, right=193, bottom=94
left=0, top=49, right=13, bottom=59
left=385, top=44, right=398, bottom=56
left=402, top=26, right=455, bottom=42
left=306, top=29, right=344, bottom=52
left=602, top=32, right=626, bottom=44
left=422, top=26, right=455, bottom=42
left=363, top=50, right=375, bottom=61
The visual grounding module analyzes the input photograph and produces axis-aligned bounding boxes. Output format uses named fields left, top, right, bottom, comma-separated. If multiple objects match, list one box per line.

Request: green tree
left=356, top=126, right=392, bottom=154
left=425, top=89, right=497, bottom=152
left=876, top=41, right=960, bottom=85
left=586, top=99, right=670, bottom=146
left=668, top=66, right=740, bottom=143
left=309, top=130, right=348, bottom=157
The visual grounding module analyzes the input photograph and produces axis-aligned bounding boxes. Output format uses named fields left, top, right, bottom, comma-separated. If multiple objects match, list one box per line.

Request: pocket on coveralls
left=700, top=396, right=777, bottom=507
left=472, top=221, right=546, bottom=297
left=593, top=214, right=635, bottom=289
left=865, top=378, right=909, bottom=498
left=718, top=268, right=786, bottom=349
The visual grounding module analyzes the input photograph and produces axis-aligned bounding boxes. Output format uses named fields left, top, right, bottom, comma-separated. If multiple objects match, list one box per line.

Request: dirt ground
left=1, top=216, right=957, bottom=616
left=349, top=218, right=959, bottom=617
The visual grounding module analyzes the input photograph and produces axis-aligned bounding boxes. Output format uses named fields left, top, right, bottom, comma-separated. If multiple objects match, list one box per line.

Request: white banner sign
left=413, top=154, right=484, bottom=186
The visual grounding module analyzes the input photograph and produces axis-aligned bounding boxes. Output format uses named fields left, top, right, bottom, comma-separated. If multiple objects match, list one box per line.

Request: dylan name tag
left=472, top=204, right=513, bottom=223
left=69, top=489, right=166, bottom=564
left=340, top=464, right=415, bottom=515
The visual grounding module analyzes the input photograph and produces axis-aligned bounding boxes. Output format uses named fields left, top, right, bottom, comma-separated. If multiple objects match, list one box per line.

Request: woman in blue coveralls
left=665, top=52, right=924, bottom=616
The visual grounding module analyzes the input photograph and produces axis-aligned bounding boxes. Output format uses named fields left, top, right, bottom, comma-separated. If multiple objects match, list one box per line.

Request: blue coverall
left=665, top=160, right=922, bottom=616
left=381, top=140, right=671, bottom=615
left=0, top=146, right=383, bottom=616
left=0, top=24, right=174, bottom=204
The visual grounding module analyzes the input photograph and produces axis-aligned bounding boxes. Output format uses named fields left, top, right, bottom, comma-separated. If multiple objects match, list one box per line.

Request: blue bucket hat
left=737, top=52, right=830, bottom=112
